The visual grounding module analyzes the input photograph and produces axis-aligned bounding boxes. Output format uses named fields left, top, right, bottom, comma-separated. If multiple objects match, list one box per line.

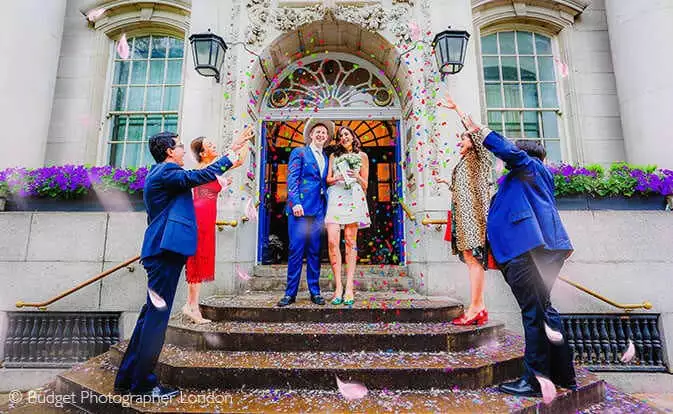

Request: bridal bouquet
left=335, top=153, right=362, bottom=190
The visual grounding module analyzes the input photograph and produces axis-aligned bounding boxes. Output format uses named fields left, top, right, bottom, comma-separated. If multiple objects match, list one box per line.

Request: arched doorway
left=257, top=53, right=405, bottom=266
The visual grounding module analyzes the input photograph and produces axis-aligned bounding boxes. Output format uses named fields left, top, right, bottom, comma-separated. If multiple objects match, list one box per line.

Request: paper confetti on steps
left=236, top=265, right=251, bottom=281
left=620, top=339, right=636, bottom=363
left=336, top=376, right=368, bottom=401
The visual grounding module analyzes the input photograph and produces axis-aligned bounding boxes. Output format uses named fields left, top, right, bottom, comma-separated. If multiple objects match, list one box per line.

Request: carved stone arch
left=81, top=0, right=190, bottom=38
left=472, top=0, right=590, bottom=33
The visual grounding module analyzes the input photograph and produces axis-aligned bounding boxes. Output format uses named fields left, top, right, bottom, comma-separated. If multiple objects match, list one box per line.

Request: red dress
left=186, top=180, right=222, bottom=284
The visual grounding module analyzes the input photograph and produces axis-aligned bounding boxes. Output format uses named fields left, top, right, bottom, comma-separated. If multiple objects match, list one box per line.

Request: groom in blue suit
left=114, top=129, right=252, bottom=397
left=277, top=119, right=333, bottom=307
left=462, top=117, right=576, bottom=402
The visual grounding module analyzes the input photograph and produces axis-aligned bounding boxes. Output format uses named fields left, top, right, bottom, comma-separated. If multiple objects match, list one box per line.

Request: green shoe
left=343, top=297, right=355, bottom=306
left=331, top=297, right=343, bottom=305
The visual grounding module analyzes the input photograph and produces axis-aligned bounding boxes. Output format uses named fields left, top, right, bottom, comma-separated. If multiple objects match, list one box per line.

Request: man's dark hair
left=515, top=140, right=546, bottom=162
left=149, top=131, right=178, bottom=163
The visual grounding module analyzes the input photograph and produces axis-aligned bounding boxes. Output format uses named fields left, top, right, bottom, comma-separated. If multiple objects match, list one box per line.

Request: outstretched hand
left=232, top=126, right=255, bottom=151
left=461, top=114, right=481, bottom=135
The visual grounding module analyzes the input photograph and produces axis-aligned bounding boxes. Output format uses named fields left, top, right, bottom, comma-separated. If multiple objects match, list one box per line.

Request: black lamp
left=188, top=30, right=228, bottom=82
left=432, top=29, right=470, bottom=76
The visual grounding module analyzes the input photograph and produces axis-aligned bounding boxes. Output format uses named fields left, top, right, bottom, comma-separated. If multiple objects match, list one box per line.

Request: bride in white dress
left=325, top=126, right=371, bottom=306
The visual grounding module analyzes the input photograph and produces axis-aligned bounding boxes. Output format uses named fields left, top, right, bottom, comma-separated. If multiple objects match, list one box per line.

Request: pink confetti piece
left=408, top=20, right=422, bottom=42
left=236, top=264, right=251, bottom=281
left=86, top=8, right=105, bottom=22
left=544, top=322, right=563, bottom=345
left=148, top=288, right=167, bottom=310
left=554, top=57, right=569, bottom=78
left=117, top=33, right=130, bottom=60
left=216, top=174, right=231, bottom=191
left=535, top=375, right=557, bottom=405
left=620, top=339, right=636, bottom=363
left=336, top=376, right=368, bottom=401
left=245, top=198, right=258, bottom=221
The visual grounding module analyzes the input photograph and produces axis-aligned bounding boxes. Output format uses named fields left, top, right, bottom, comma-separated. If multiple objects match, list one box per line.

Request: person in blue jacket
left=460, top=113, right=576, bottom=404
left=114, top=127, right=253, bottom=397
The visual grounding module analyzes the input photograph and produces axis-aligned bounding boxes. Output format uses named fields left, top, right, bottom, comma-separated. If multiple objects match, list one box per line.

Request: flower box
left=6, top=190, right=144, bottom=212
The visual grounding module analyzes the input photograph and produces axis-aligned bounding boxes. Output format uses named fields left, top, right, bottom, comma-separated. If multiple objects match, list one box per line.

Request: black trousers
left=501, top=247, right=576, bottom=385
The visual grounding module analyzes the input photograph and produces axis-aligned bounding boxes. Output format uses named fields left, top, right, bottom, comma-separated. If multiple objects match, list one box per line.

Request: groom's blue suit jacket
left=481, top=129, right=573, bottom=264
left=140, top=157, right=233, bottom=260
left=285, top=146, right=328, bottom=216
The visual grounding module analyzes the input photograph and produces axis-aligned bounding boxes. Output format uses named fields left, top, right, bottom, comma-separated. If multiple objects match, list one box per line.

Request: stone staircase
left=6, top=292, right=659, bottom=413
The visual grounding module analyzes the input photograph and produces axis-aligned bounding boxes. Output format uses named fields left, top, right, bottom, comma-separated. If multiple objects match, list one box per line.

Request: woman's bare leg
left=326, top=223, right=343, bottom=300
left=343, top=224, right=359, bottom=300
left=463, top=250, right=486, bottom=319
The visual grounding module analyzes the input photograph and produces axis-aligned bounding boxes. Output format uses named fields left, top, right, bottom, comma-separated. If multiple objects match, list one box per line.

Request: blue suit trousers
left=285, top=214, right=323, bottom=298
left=114, top=251, right=185, bottom=392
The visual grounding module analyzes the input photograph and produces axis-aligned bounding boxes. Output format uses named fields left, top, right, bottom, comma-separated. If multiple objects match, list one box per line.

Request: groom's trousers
left=500, top=247, right=576, bottom=386
left=115, top=251, right=186, bottom=393
left=286, top=214, right=323, bottom=297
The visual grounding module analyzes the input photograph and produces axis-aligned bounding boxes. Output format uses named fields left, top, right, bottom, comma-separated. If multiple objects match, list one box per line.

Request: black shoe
left=136, top=384, right=180, bottom=399
left=310, top=294, right=325, bottom=305
left=499, top=377, right=542, bottom=397
left=277, top=295, right=296, bottom=307
left=557, top=379, right=578, bottom=391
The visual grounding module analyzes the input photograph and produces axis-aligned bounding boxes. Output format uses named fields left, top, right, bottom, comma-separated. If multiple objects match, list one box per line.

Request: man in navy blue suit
left=460, top=114, right=576, bottom=403
left=114, top=128, right=252, bottom=397
left=277, top=119, right=334, bottom=307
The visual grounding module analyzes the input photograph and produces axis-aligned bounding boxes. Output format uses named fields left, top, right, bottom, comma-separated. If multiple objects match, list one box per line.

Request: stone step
left=249, top=265, right=414, bottom=292
left=108, top=334, right=524, bottom=390
left=166, top=318, right=503, bottom=353
left=51, top=353, right=615, bottom=413
left=200, top=293, right=462, bottom=323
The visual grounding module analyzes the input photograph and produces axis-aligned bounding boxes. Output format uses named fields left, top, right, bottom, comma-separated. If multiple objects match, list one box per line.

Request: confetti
left=117, top=33, right=130, bottom=59
left=336, top=376, right=368, bottom=401
left=148, top=288, right=167, bottom=310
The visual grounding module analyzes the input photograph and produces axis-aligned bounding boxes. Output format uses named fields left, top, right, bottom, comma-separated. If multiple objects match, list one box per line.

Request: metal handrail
left=421, top=217, right=652, bottom=312
left=398, top=200, right=416, bottom=222
left=215, top=220, right=238, bottom=230
left=16, top=255, right=141, bottom=311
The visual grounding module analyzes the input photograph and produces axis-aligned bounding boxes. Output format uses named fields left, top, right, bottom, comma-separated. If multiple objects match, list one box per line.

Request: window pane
left=124, top=143, right=142, bottom=168
left=498, top=32, right=516, bottom=54
left=111, top=87, right=127, bottom=111
left=545, top=140, right=562, bottom=162
left=542, top=112, right=559, bottom=138
left=131, top=61, right=148, bottom=84
left=151, top=36, right=167, bottom=58
left=377, top=164, right=390, bottom=181
left=149, top=60, right=165, bottom=84
left=127, top=116, right=144, bottom=141
left=140, top=143, right=152, bottom=166
left=519, top=56, right=537, bottom=81
left=132, top=36, right=149, bottom=59
left=146, top=115, right=163, bottom=138
left=522, top=84, right=539, bottom=108
left=523, top=112, right=540, bottom=138
left=482, top=56, right=500, bottom=81
left=503, top=84, right=522, bottom=108
left=535, top=34, right=552, bottom=54
left=110, top=116, right=127, bottom=141
left=168, top=37, right=184, bottom=58
left=487, top=111, right=503, bottom=131
left=146, top=87, right=162, bottom=111
left=164, top=115, right=178, bottom=132
left=538, top=56, right=555, bottom=81
left=127, top=87, right=145, bottom=110
left=378, top=183, right=391, bottom=202
left=485, top=83, right=502, bottom=107
left=109, top=143, right=124, bottom=167
left=166, top=60, right=183, bottom=84
left=517, top=31, right=534, bottom=54
left=481, top=34, right=498, bottom=54
left=113, top=61, right=130, bottom=84
left=163, top=86, right=180, bottom=110
left=501, top=57, right=518, bottom=81
left=504, top=111, right=522, bottom=137
left=540, top=83, right=558, bottom=107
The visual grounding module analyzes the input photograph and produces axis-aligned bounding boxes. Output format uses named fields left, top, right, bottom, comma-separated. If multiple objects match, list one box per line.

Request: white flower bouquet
left=335, top=153, right=362, bottom=190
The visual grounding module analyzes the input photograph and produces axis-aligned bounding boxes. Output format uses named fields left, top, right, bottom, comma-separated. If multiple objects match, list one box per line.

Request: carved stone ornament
left=246, top=0, right=416, bottom=45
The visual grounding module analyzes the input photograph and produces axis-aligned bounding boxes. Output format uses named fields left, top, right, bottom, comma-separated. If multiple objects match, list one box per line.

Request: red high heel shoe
left=452, top=309, right=488, bottom=326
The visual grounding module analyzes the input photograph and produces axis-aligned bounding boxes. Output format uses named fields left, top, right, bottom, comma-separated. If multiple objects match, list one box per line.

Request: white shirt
left=309, top=144, right=325, bottom=176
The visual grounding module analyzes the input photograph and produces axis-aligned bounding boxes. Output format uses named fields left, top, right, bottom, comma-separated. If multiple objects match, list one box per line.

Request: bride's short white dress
left=324, top=154, right=371, bottom=229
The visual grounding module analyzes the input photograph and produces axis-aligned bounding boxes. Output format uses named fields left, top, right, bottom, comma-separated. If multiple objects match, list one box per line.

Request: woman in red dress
left=182, top=135, right=248, bottom=323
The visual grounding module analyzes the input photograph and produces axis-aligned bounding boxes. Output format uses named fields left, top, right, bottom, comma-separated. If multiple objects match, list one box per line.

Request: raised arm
left=459, top=114, right=533, bottom=170
left=162, top=156, right=234, bottom=192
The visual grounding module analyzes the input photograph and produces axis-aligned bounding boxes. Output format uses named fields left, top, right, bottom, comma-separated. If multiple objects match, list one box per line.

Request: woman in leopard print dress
left=435, top=96, right=494, bottom=326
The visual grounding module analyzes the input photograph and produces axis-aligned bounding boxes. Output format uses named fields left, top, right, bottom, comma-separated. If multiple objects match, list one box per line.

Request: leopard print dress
left=449, top=130, right=494, bottom=269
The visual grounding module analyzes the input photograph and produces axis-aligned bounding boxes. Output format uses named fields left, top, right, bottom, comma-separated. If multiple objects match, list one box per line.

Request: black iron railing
left=3, top=312, right=120, bottom=368
left=561, top=314, right=666, bottom=372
